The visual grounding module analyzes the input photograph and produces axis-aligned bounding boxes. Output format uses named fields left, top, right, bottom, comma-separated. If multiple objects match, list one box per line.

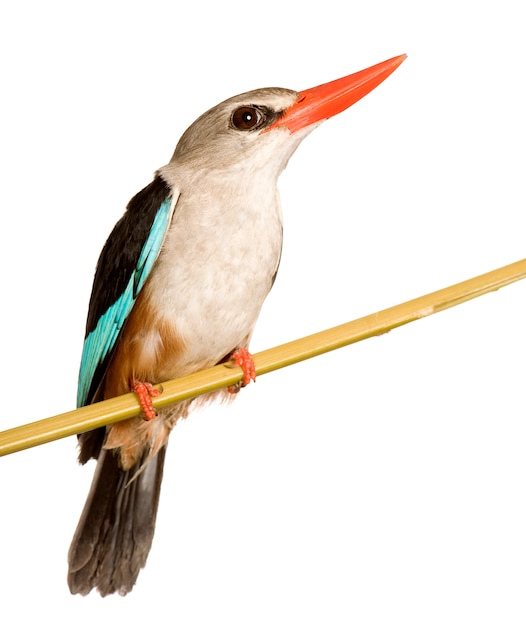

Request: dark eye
left=231, top=106, right=262, bottom=131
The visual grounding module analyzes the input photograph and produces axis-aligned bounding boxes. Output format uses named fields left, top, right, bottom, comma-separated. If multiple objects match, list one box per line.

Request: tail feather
left=67, top=445, right=166, bottom=596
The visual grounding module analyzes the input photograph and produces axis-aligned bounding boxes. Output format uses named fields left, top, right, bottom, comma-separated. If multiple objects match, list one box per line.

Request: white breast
left=143, top=175, right=283, bottom=375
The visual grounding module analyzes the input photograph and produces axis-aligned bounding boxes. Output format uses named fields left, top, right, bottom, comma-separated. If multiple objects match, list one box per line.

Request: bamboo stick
left=1, top=258, right=525, bottom=457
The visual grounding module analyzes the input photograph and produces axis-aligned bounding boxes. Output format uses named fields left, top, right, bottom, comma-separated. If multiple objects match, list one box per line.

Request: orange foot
left=131, top=379, right=161, bottom=420
left=227, top=347, right=256, bottom=393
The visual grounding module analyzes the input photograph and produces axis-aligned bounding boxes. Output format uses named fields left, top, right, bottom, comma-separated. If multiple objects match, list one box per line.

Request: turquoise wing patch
left=77, top=196, right=176, bottom=407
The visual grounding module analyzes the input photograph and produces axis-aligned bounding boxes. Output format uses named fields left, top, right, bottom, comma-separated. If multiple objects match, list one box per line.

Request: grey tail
left=67, top=445, right=166, bottom=596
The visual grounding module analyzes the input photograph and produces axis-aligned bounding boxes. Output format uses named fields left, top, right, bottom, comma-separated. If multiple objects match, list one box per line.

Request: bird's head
left=166, top=54, right=406, bottom=182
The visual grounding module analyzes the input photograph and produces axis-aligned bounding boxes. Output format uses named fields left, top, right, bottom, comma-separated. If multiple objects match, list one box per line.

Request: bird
left=67, top=54, right=406, bottom=596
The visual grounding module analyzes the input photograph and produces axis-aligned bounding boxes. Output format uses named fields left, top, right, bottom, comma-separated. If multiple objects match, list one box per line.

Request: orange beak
left=267, top=54, right=406, bottom=134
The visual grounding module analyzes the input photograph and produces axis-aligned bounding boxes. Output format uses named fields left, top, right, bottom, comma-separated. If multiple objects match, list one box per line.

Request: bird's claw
left=227, top=347, right=256, bottom=393
left=131, top=380, right=161, bottom=420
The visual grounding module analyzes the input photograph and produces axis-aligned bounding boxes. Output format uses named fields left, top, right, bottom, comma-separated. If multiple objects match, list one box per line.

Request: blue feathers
left=77, top=196, right=175, bottom=407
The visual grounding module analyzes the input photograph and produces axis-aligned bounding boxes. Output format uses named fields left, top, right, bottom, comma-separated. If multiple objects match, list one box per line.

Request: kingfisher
left=67, top=54, right=406, bottom=596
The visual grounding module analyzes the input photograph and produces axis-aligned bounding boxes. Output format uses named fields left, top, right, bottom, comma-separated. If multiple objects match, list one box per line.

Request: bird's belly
left=142, top=212, right=282, bottom=379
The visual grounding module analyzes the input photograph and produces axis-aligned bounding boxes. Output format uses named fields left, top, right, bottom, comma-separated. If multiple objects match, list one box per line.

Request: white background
left=1, top=1, right=525, bottom=624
